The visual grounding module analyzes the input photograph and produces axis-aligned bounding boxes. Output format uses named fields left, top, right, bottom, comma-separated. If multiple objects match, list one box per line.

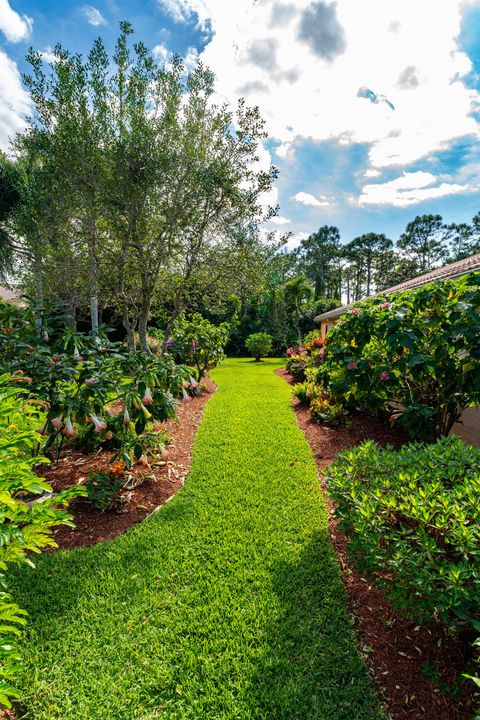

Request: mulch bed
left=276, top=367, right=478, bottom=720
left=38, top=377, right=216, bottom=551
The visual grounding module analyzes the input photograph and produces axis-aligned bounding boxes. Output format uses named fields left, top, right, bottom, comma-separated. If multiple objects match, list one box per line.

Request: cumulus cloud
left=81, top=5, right=107, bottom=26
left=269, top=215, right=291, bottom=225
left=359, top=171, right=471, bottom=207
left=297, top=1, right=346, bottom=61
left=0, top=0, right=32, bottom=42
left=397, top=65, right=419, bottom=89
left=152, top=43, right=170, bottom=64
left=168, top=0, right=479, bottom=176
left=292, top=191, right=330, bottom=207
left=0, top=50, right=30, bottom=150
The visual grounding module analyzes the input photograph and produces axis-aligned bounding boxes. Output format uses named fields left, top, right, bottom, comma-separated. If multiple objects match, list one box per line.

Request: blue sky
left=1, top=0, right=480, bottom=248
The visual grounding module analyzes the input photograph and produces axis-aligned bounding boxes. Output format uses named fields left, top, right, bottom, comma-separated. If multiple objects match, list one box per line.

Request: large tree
left=297, top=225, right=340, bottom=299
left=397, top=214, right=450, bottom=274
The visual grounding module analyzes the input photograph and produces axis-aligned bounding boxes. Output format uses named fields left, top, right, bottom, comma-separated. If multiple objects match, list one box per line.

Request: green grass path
left=13, top=358, right=384, bottom=720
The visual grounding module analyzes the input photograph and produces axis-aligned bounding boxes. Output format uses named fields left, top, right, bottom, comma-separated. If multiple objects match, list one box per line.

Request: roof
left=315, top=252, right=480, bottom=323
left=0, top=285, right=24, bottom=306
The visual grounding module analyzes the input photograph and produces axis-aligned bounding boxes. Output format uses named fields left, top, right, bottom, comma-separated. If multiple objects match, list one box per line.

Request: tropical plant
left=292, top=381, right=319, bottom=405
left=245, top=332, right=273, bottom=361
left=0, top=375, right=84, bottom=706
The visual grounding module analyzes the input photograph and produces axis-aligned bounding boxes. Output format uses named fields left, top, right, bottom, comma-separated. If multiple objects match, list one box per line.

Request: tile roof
left=315, top=252, right=480, bottom=322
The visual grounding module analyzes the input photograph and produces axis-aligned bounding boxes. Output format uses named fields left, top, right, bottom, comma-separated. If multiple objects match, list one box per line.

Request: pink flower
left=191, top=341, right=197, bottom=350
left=90, top=413, right=107, bottom=433
left=349, top=308, right=361, bottom=315
left=105, top=431, right=113, bottom=440
left=62, top=417, right=76, bottom=438
left=143, top=387, right=153, bottom=405
left=51, top=414, right=64, bottom=429
left=318, top=348, right=325, bottom=359
left=347, top=362, right=357, bottom=370
left=166, top=338, right=173, bottom=347
left=379, top=371, right=390, bottom=381
left=123, top=408, right=131, bottom=425
left=153, top=419, right=163, bottom=431
left=380, top=302, right=391, bottom=311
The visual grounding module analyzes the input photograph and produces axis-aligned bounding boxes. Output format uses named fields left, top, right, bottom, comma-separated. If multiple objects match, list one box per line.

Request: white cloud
left=359, top=170, right=472, bottom=207
left=364, top=168, right=381, bottom=178
left=0, top=0, right=33, bottom=42
left=81, top=5, right=107, bottom=26
left=0, top=50, right=30, bottom=150
left=287, top=231, right=308, bottom=250
left=40, top=47, right=61, bottom=64
left=171, top=0, right=479, bottom=173
left=152, top=43, right=170, bottom=64
left=269, top=215, right=291, bottom=225
left=292, top=191, right=330, bottom=208
left=184, top=46, right=199, bottom=72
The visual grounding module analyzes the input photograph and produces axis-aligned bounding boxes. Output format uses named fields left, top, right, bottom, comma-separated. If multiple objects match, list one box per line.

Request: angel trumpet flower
left=90, top=413, right=107, bottom=433
left=123, top=408, right=131, bottom=425
left=142, top=387, right=153, bottom=405
left=51, top=414, right=64, bottom=429
left=62, top=417, right=76, bottom=438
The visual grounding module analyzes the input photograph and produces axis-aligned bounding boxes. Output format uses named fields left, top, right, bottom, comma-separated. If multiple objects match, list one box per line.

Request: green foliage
left=292, top=381, right=319, bottom=405
left=168, top=313, right=229, bottom=381
left=85, top=472, right=123, bottom=511
left=12, top=359, right=383, bottom=719
left=245, top=332, right=273, bottom=361
left=319, top=273, right=480, bottom=438
left=309, top=396, right=345, bottom=425
left=0, top=301, right=190, bottom=455
left=324, top=436, right=480, bottom=633
left=0, top=375, right=84, bottom=706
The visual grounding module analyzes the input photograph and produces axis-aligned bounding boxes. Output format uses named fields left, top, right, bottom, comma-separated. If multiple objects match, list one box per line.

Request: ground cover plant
left=324, top=437, right=480, bottom=638
left=316, top=273, right=480, bottom=439
left=11, top=359, right=384, bottom=720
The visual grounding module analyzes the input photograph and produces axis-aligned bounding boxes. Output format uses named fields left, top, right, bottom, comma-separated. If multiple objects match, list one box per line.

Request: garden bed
left=278, top=366, right=477, bottom=720
left=37, top=377, right=216, bottom=550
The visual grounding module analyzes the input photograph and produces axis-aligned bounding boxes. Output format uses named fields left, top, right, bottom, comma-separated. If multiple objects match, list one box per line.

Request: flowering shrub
left=168, top=314, right=229, bottom=381
left=245, top=332, right=273, bottom=361
left=0, top=375, right=84, bottom=707
left=325, top=436, right=480, bottom=636
left=285, top=353, right=308, bottom=380
left=318, top=273, right=480, bottom=438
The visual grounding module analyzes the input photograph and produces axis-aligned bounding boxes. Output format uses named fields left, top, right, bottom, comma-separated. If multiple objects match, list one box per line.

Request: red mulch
left=277, top=367, right=478, bottom=720
left=38, top=377, right=216, bottom=551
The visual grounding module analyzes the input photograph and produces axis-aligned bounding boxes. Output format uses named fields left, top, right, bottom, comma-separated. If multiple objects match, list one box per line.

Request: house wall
left=320, top=318, right=340, bottom=339
left=452, top=407, right=480, bottom=447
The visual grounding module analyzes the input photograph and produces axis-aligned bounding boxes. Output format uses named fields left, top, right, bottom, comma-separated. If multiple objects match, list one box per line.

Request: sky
left=1, top=0, right=480, bottom=249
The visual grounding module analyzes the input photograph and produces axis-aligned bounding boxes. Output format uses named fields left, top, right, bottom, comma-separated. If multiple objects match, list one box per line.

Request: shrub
left=168, top=313, right=229, bottom=380
left=245, top=332, right=273, bottom=361
left=0, top=376, right=84, bottom=706
left=285, top=354, right=308, bottom=380
left=318, top=273, right=480, bottom=439
left=309, top=396, right=345, bottom=425
left=292, top=381, right=319, bottom=405
left=324, top=436, right=480, bottom=633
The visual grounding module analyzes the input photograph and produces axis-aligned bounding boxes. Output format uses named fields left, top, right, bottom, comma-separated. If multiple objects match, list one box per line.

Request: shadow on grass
left=246, top=530, right=384, bottom=720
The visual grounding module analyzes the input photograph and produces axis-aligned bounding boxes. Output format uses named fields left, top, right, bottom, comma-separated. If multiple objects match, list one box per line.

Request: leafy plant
left=0, top=375, right=84, bottom=706
left=309, top=396, right=345, bottom=425
left=168, top=314, right=229, bottom=381
left=292, top=381, right=319, bottom=405
left=85, top=472, right=124, bottom=511
left=324, top=436, right=480, bottom=633
left=285, top=353, right=308, bottom=380
left=245, top=332, right=273, bottom=361
left=318, top=273, right=480, bottom=439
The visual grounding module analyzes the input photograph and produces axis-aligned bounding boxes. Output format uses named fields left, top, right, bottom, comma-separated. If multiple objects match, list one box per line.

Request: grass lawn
left=13, top=358, right=384, bottom=720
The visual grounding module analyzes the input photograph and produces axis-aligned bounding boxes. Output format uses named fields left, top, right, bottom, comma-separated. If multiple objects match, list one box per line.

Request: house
left=0, top=285, right=24, bottom=306
left=315, top=252, right=480, bottom=446
left=315, top=252, right=480, bottom=339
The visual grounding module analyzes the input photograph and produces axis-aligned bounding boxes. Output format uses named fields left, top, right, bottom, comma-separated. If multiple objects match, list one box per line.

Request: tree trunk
left=88, top=216, right=99, bottom=334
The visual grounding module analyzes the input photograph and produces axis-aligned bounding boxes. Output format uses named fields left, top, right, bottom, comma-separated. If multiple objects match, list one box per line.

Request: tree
left=0, top=153, right=20, bottom=278
left=345, top=233, right=392, bottom=297
left=397, top=215, right=450, bottom=274
left=297, top=226, right=340, bottom=299
left=284, top=275, right=313, bottom=342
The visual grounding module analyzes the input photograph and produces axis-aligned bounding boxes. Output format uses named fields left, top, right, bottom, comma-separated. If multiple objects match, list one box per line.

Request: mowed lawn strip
left=13, top=358, right=384, bottom=720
